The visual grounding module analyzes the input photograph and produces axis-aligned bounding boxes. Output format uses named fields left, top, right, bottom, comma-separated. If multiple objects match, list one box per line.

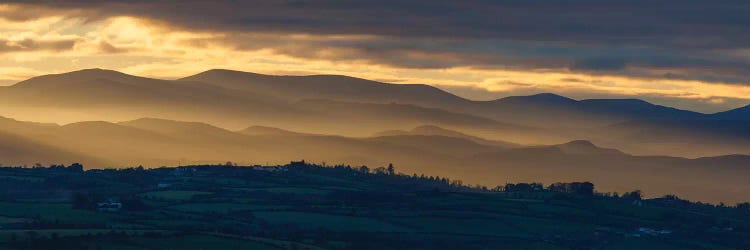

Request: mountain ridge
left=8, top=68, right=748, bottom=116
left=181, top=69, right=722, bottom=128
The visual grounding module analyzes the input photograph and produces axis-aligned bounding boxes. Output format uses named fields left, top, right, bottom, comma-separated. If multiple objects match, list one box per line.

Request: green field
left=0, top=202, right=115, bottom=224
left=0, top=164, right=748, bottom=249
left=0, top=229, right=168, bottom=242
left=236, top=187, right=333, bottom=195
left=167, top=203, right=280, bottom=213
left=253, top=211, right=410, bottom=232
left=140, top=191, right=213, bottom=201
left=80, top=235, right=282, bottom=250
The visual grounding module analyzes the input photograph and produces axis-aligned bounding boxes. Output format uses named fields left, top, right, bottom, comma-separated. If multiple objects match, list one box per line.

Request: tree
left=68, top=163, right=84, bottom=172
left=623, top=190, right=643, bottom=200
left=736, top=202, right=750, bottom=211
left=506, top=183, right=543, bottom=192
left=386, top=163, right=395, bottom=175
left=358, top=166, right=370, bottom=174
left=573, top=182, right=594, bottom=197
left=374, top=167, right=387, bottom=175
left=547, top=182, right=593, bottom=196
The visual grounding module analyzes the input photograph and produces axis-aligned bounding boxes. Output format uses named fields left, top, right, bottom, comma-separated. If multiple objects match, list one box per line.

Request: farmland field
left=0, top=163, right=748, bottom=249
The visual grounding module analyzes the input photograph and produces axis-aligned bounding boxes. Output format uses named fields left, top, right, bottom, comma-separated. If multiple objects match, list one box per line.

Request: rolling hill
left=182, top=69, right=707, bottom=128
left=0, top=116, right=748, bottom=202
left=1, top=69, right=750, bottom=202
left=712, top=104, right=750, bottom=120
left=0, top=130, right=106, bottom=166
left=181, top=69, right=471, bottom=109
left=238, top=126, right=317, bottom=136
left=373, top=125, right=520, bottom=147
left=584, top=119, right=750, bottom=157
left=0, top=69, right=314, bottom=129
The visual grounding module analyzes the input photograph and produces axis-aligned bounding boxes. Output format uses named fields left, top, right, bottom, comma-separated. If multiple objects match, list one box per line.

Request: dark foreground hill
left=0, top=162, right=748, bottom=250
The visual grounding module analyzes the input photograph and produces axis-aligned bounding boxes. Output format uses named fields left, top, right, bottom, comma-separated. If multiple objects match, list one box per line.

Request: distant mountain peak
left=579, top=98, right=655, bottom=107
left=74, top=68, right=119, bottom=73
left=530, top=93, right=571, bottom=99
left=556, top=140, right=623, bottom=155
left=561, top=140, right=597, bottom=148
left=412, top=125, right=448, bottom=132
left=713, top=103, right=750, bottom=119
left=496, top=93, right=577, bottom=104
left=187, top=69, right=380, bottom=83
left=13, top=68, right=144, bottom=88
left=193, top=69, right=267, bottom=77
left=239, top=125, right=307, bottom=136
left=120, top=117, right=220, bottom=128
left=54, top=68, right=133, bottom=79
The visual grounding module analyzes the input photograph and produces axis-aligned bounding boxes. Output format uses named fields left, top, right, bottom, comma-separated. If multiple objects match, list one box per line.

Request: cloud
left=0, top=66, right=45, bottom=84
left=0, top=38, right=78, bottom=53
left=8, top=0, right=747, bottom=83
left=98, top=41, right=128, bottom=54
left=8, top=1, right=750, bottom=48
left=572, top=58, right=627, bottom=71
left=2, top=1, right=750, bottom=112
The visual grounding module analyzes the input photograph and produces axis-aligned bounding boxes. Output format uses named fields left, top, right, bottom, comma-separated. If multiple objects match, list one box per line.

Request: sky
left=2, top=1, right=750, bottom=112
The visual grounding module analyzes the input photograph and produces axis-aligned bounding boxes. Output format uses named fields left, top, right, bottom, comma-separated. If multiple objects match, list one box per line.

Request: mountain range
left=1, top=68, right=750, bottom=203
left=2, top=68, right=749, bottom=156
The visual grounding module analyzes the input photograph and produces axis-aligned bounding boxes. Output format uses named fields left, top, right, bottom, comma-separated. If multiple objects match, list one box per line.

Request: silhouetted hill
left=3, top=69, right=721, bottom=131
left=494, top=93, right=577, bottom=106
left=0, top=69, right=548, bottom=138
left=1, top=68, right=748, bottom=156
left=13, top=68, right=147, bottom=89
left=554, top=140, right=625, bottom=155
left=591, top=119, right=750, bottom=157
left=374, top=125, right=520, bottom=147
left=712, top=104, right=750, bottom=120
left=368, top=135, right=498, bottom=157
left=0, top=69, right=313, bottom=129
left=0, top=68, right=720, bottom=139
left=470, top=142, right=750, bottom=203
left=0, top=115, right=749, bottom=202
left=484, top=94, right=705, bottom=127
left=0, top=130, right=106, bottom=166
left=183, top=69, right=709, bottom=128
left=181, top=69, right=470, bottom=108
left=606, top=119, right=750, bottom=140
left=694, top=154, right=750, bottom=166
left=292, top=99, right=555, bottom=142
left=579, top=98, right=700, bottom=118
left=294, top=99, right=522, bottom=130
left=238, top=125, right=313, bottom=136
left=0, top=116, right=58, bottom=136
left=119, top=118, right=243, bottom=142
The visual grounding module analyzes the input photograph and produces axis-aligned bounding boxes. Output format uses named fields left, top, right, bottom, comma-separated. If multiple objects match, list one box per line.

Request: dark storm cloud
left=572, top=58, right=628, bottom=71
left=10, top=0, right=750, bottom=83
left=17, top=0, right=749, bottom=45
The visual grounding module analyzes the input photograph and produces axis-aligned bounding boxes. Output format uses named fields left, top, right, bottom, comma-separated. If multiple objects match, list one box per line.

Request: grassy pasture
left=166, top=203, right=265, bottom=213
left=254, top=211, right=409, bottom=232
left=0, top=202, right=114, bottom=224
left=140, top=191, right=213, bottom=201
left=125, top=235, right=281, bottom=250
